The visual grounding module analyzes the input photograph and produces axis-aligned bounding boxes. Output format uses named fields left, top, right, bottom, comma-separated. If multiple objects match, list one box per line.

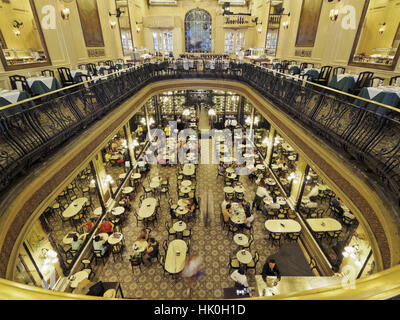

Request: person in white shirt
left=306, top=185, right=319, bottom=201
left=243, top=210, right=255, bottom=229
left=253, top=180, right=268, bottom=211
left=231, top=267, right=249, bottom=288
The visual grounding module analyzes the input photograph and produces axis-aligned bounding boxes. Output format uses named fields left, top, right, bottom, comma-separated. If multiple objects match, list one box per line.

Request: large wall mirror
left=0, top=0, right=51, bottom=71
left=265, top=0, right=283, bottom=56
left=115, top=0, right=134, bottom=56
left=349, top=0, right=400, bottom=70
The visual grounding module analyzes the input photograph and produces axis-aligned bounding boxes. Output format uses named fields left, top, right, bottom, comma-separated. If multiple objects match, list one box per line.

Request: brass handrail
left=0, top=64, right=142, bottom=111
left=250, top=63, right=400, bottom=114
left=1, top=264, right=400, bottom=299
left=1, top=61, right=399, bottom=114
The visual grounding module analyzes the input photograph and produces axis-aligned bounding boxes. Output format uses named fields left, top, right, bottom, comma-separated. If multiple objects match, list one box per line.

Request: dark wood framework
left=115, top=0, right=134, bottom=56
left=348, top=0, right=400, bottom=71
left=264, top=1, right=281, bottom=57
left=0, top=0, right=51, bottom=71
left=295, top=0, right=323, bottom=48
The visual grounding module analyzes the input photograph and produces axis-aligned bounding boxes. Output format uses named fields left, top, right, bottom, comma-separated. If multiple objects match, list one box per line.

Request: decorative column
left=288, top=155, right=308, bottom=207
left=265, top=127, right=275, bottom=165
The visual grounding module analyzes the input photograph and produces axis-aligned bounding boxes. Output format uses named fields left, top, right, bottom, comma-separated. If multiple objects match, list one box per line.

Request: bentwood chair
left=313, top=66, right=332, bottom=86
left=57, top=67, right=76, bottom=87
left=165, top=222, right=176, bottom=239
left=333, top=66, right=345, bottom=76
left=87, top=63, right=97, bottom=76
left=350, top=71, right=374, bottom=96
left=228, top=256, right=240, bottom=273
left=389, top=75, right=400, bottom=86
left=41, top=69, right=55, bottom=77
left=246, top=251, right=259, bottom=274
left=370, top=77, right=385, bottom=88
left=129, top=255, right=143, bottom=273
left=9, top=75, right=33, bottom=95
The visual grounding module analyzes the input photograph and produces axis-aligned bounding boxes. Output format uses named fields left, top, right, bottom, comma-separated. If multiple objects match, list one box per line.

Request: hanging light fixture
left=182, top=109, right=190, bottom=116
left=208, top=108, right=216, bottom=116
left=61, top=7, right=71, bottom=20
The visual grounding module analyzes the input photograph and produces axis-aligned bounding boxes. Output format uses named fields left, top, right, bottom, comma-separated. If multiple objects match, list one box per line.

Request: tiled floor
left=87, top=139, right=302, bottom=300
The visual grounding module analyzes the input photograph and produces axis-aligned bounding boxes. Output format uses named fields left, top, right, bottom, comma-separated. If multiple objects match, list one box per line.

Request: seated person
left=121, top=196, right=131, bottom=212
left=71, top=234, right=85, bottom=252
left=113, top=152, right=124, bottom=166
left=144, top=237, right=159, bottom=263
left=217, top=162, right=225, bottom=177
left=221, top=199, right=232, bottom=211
left=187, top=198, right=197, bottom=218
left=241, top=199, right=251, bottom=215
left=93, top=235, right=110, bottom=257
left=242, top=210, right=255, bottom=230
left=332, top=198, right=344, bottom=216
left=222, top=203, right=233, bottom=223
left=104, top=150, right=113, bottom=163
left=78, top=218, right=97, bottom=233
left=137, top=228, right=149, bottom=241
left=230, top=266, right=249, bottom=288
left=98, top=219, right=114, bottom=235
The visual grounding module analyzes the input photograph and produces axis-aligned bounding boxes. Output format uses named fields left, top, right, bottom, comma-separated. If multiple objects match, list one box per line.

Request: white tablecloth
left=0, top=90, right=22, bottom=104
left=27, top=76, right=54, bottom=90
left=366, top=86, right=400, bottom=99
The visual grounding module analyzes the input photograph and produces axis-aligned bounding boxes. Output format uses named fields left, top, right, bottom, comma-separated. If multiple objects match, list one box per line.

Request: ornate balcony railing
left=1, top=60, right=400, bottom=210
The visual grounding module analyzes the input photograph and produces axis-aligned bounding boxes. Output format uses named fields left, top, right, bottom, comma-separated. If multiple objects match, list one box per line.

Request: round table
left=98, top=233, right=109, bottom=242
left=180, top=186, right=191, bottom=194
left=265, top=178, right=276, bottom=186
left=276, top=197, right=287, bottom=205
left=224, top=186, right=234, bottom=193
left=288, top=155, right=296, bottom=161
left=234, top=234, right=248, bottom=246
left=226, top=173, right=237, bottom=179
left=256, top=164, right=265, bottom=170
left=63, top=232, right=78, bottom=245
left=132, top=173, right=141, bottom=179
left=173, top=221, right=187, bottom=232
left=122, top=187, right=133, bottom=194
left=150, top=181, right=160, bottom=189
left=181, top=180, right=192, bottom=187
left=111, top=206, right=125, bottom=216
left=178, top=199, right=189, bottom=207
left=175, top=207, right=188, bottom=216
left=243, top=153, right=253, bottom=158
left=62, top=197, right=88, bottom=218
left=108, top=232, right=123, bottom=245
left=69, top=270, right=89, bottom=289
left=183, top=164, right=195, bottom=176
left=263, top=197, right=274, bottom=205
left=234, top=186, right=245, bottom=193
left=226, top=167, right=235, bottom=174
left=138, top=198, right=157, bottom=218
left=132, top=240, right=148, bottom=253
left=236, top=250, right=252, bottom=264
left=93, top=207, right=103, bottom=216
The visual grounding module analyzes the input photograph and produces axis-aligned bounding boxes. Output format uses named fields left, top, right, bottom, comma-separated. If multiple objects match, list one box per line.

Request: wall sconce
left=136, top=21, right=143, bottom=33
left=13, top=29, right=21, bottom=37
left=110, top=21, right=117, bottom=29
left=282, top=21, right=289, bottom=29
left=257, top=27, right=262, bottom=34
left=329, top=8, right=339, bottom=21
left=61, top=7, right=70, bottom=20
left=136, top=26, right=141, bottom=33
left=378, top=22, right=386, bottom=35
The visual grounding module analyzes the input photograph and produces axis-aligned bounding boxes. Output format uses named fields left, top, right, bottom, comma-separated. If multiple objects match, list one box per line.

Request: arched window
left=184, top=8, right=212, bottom=53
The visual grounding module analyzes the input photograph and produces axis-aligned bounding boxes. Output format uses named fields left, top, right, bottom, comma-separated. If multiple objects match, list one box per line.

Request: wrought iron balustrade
left=1, top=60, right=400, bottom=210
